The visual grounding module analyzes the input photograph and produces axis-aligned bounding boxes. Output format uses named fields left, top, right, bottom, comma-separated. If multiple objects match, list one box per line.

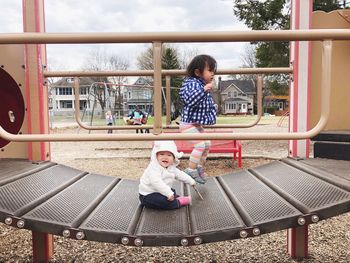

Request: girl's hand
left=204, top=82, right=214, bottom=92
left=167, top=195, right=175, bottom=201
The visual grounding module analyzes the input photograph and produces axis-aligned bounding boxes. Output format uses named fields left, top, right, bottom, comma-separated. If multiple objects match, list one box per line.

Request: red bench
left=164, top=130, right=242, bottom=168
left=175, top=139, right=242, bottom=168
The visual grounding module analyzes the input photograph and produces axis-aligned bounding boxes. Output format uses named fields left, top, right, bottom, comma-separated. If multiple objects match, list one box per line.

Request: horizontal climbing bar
left=1, top=29, right=350, bottom=44
left=44, top=67, right=293, bottom=77
left=73, top=76, right=263, bottom=131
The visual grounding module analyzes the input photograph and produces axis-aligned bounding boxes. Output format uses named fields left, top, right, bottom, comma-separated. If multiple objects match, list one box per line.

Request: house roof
left=51, top=77, right=95, bottom=87
left=219, top=79, right=256, bottom=94
left=133, top=77, right=153, bottom=86
left=224, top=97, right=250, bottom=103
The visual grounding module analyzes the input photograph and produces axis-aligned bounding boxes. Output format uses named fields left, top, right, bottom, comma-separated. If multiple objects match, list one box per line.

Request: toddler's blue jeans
left=139, top=188, right=180, bottom=210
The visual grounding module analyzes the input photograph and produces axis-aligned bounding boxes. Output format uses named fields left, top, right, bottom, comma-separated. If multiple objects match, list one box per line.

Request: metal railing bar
left=0, top=39, right=332, bottom=142
left=44, top=67, right=293, bottom=77
left=0, top=29, right=350, bottom=44
left=0, top=40, right=331, bottom=141
left=72, top=75, right=263, bottom=131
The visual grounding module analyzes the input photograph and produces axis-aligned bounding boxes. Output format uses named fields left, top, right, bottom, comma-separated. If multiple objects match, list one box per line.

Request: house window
left=242, top=104, right=246, bottom=109
left=80, top=87, right=89, bottom=95
left=228, top=92, right=231, bottom=98
left=58, top=87, right=73, bottom=95
left=128, top=91, right=131, bottom=99
left=60, top=100, right=73, bottom=109
left=233, top=91, right=237, bottom=97
left=233, top=104, right=236, bottom=109
left=79, top=100, right=87, bottom=110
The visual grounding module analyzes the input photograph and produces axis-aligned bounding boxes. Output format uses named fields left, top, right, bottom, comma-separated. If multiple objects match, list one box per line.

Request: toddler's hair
left=186, top=54, right=217, bottom=78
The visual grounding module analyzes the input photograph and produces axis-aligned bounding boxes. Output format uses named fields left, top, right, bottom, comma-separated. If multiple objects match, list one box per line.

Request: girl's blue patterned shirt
left=179, top=77, right=216, bottom=125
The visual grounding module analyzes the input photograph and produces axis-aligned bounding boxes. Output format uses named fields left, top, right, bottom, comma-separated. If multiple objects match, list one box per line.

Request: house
left=49, top=77, right=115, bottom=116
left=264, top=95, right=289, bottom=116
left=123, top=77, right=153, bottom=115
left=218, top=78, right=256, bottom=115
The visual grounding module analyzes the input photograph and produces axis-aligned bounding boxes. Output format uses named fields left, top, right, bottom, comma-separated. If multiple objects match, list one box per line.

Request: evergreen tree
left=137, top=45, right=182, bottom=113
left=233, top=0, right=348, bottom=95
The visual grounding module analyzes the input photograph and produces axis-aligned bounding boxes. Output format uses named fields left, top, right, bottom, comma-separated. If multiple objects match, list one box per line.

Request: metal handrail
left=0, top=40, right=332, bottom=142
left=44, top=67, right=293, bottom=77
left=73, top=73, right=264, bottom=131
left=0, top=29, right=350, bottom=44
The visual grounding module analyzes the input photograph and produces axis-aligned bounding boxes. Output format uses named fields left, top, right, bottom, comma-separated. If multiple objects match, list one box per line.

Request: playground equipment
left=0, top=1, right=350, bottom=262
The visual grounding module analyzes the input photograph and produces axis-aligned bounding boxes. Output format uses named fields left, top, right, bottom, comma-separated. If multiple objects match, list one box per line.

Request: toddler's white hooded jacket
left=139, top=141, right=196, bottom=198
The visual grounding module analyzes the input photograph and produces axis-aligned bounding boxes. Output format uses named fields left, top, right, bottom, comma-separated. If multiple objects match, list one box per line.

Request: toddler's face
left=156, top=151, right=175, bottom=168
left=198, top=63, right=215, bottom=84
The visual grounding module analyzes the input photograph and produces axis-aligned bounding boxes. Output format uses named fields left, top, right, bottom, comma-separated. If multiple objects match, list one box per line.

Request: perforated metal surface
left=220, top=170, right=301, bottom=226
left=189, top=177, right=244, bottom=234
left=0, top=159, right=350, bottom=246
left=81, top=179, right=140, bottom=233
left=24, top=173, right=115, bottom=225
left=136, top=182, right=188, bottom=236
left=253, top=161, right=350, bottom=212
left=0, top=159, right=53, bottom=183
left=300, top=158, right=350, bottom=181
left=0, top=165, right=83, bottom=214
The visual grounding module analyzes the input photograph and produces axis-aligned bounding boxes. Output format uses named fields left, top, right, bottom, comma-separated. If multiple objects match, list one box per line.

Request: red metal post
left=32, top=231, right=54, bottom=263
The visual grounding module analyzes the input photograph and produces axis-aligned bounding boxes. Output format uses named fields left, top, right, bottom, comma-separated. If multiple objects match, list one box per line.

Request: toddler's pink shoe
left=176, top=196, right=192, bottom=207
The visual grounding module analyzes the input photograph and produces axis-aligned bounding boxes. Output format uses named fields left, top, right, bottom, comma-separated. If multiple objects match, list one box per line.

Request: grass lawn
left=51, top=114, right=285, bottom=126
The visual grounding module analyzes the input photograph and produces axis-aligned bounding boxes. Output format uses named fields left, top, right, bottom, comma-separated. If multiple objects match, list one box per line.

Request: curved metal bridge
left=0, top=158, right=349, bottom=247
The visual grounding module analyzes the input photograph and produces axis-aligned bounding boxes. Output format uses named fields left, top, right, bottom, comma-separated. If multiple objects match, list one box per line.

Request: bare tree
left=82, top=47, right=130, bottom=115
left=230, top=44, right=257, bottom=81
left=178, top=46, right=199, bottom=69
left=108, top=55, right=129, bottom=116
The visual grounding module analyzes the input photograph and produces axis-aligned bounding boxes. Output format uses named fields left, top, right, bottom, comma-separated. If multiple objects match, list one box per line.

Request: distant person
left=105, top=110, right=114, bottom=134
left=179, top=54, right=217, bottom=184
left=139, top=141, right=196, bottom=210
left=129, top=106, right=145, bottom=134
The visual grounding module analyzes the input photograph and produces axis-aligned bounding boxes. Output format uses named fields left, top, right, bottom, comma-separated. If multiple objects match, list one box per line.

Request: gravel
left=0, top=123, right=349, bottom=262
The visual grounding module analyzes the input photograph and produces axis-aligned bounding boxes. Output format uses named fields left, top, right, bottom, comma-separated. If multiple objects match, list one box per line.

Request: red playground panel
left=175, top=139, right=242, bottom=168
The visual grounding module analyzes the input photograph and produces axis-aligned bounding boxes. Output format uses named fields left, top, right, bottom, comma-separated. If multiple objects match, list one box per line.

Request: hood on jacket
left=151, top=140, right=183, bottom=166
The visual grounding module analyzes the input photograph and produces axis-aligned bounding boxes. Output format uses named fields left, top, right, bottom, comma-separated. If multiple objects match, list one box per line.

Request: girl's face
left=156, top=151, right=175, bottom=168
left=196, top=63, right=215, bottom=83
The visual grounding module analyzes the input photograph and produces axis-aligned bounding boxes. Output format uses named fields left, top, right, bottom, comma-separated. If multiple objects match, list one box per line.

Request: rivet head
left=180, top=238, right=189, bottom=246
left=253, top=228, right=260, bottom=236
left=311, top=215, right=319, bottom=223
left=62, top=230, right=71, bottom=238
left=297, top=217, right=306, bottom=226
left=134, top=238, right=143, bottom=246
left=76, top=232, right=85, bottom=240
left=17, top=220, right=25, bottom=228
left=121, top=237, right=129, bottom=245
left=194, top=237, right=202, bottom=245
left=5, top=217, right=12, bottom=225
left=240, top=230, right=248, bottom=238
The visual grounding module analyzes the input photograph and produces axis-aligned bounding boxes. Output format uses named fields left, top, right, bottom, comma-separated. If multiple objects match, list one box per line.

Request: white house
left=218, top=78, right=256, bottom=115
left=123, top=77, right=153, bottom=115
left=49, top=77, right=115, bottom=116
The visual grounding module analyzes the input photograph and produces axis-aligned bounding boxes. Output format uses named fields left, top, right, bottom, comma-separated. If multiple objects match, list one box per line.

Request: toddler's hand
left=204, top=82, right=214, bottom=92
left=167, top=195, right=175, bottom=201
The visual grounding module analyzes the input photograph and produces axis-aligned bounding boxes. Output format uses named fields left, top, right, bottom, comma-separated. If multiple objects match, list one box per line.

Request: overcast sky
left=0, top=0, right=248, bottom=73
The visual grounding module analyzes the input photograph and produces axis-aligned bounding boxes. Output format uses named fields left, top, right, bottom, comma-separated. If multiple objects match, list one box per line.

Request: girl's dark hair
left=186, top=54, right=217, bottom=78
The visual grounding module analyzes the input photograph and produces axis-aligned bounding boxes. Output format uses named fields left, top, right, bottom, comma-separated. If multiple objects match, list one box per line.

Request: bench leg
left=238, top=144, right=242, bottom=168
left=32, top=231, right=54, bottom=263
left=287, top=226, right=308, bottom=258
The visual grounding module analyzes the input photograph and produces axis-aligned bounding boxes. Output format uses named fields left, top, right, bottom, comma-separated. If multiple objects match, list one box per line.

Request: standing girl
left=179, top=54, right=217, bottom=184
left=105, top=110, right=114, bottom=134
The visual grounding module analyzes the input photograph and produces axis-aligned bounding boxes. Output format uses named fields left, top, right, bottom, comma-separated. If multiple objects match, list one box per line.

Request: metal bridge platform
left=0, top=158, right=349, bottom=246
